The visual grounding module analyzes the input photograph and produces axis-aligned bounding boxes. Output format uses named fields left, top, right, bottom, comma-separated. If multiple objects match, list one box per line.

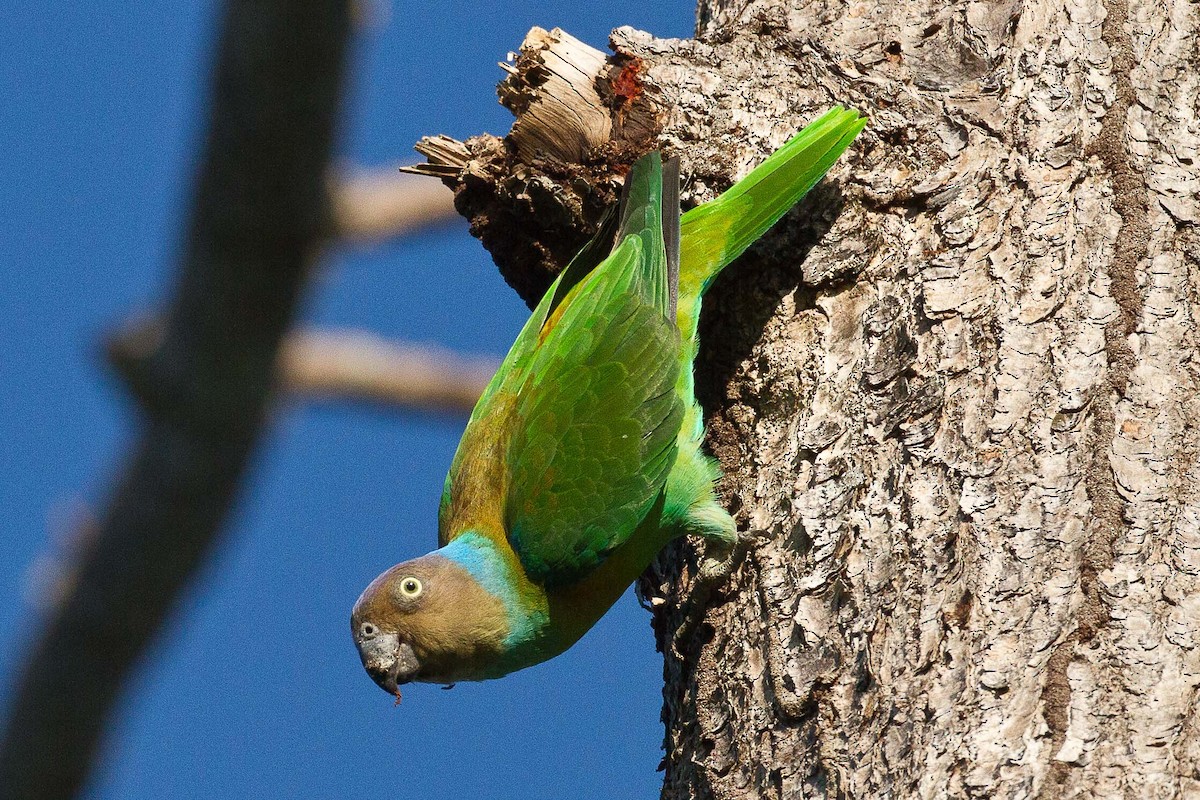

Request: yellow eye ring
left=399, top=577, right=423, bottom=598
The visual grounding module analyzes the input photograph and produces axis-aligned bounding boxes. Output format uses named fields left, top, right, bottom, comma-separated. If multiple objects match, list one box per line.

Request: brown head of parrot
left=350, top=553, right=514, bottom=694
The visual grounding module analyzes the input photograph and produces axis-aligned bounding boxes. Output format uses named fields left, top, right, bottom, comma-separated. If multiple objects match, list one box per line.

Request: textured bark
left=408, top=2, right=1199, bottom=797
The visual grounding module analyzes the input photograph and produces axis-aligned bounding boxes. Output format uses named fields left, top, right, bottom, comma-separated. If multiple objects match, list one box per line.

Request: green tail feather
left=612, top=151, right=672, bottom=318
left=664, top=107, right=867, bottom=542
left=679, top=106, right=867, bottom=300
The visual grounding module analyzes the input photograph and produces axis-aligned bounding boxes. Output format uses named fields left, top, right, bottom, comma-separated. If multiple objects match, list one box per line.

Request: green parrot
left=352, top=106, right=866, bottom=696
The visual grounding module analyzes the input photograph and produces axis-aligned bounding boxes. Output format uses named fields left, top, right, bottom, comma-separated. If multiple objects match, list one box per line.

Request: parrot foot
left=671, top=532, right=747, bottom=658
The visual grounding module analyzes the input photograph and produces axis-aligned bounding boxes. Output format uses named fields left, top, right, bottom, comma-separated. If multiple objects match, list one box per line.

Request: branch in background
left=331, top=167, right=459, bottom=241
left=0, top=0, right=352, bottom=797
left=280, top=329, right=496, bottom=414
left=108, top=314, right=494, bottom=415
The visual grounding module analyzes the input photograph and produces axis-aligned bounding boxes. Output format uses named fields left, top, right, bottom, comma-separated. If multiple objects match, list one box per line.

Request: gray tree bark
left=410, top=1, right=1199, bottom=797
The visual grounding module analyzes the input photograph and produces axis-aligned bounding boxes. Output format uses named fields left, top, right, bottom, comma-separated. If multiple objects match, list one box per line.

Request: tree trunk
left=409, top=1, right=1200, bottom=796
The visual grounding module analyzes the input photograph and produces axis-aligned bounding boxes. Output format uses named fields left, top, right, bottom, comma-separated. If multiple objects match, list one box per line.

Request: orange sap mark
left=611, top=58, right=645, bottom=105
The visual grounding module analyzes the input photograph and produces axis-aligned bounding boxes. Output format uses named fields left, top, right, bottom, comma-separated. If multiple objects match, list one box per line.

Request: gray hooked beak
left=353, top=623, right=421, bottom=695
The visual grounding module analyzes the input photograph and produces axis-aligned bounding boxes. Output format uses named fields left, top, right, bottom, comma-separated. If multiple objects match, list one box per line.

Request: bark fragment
left=405, top=27, right=663, bottom=305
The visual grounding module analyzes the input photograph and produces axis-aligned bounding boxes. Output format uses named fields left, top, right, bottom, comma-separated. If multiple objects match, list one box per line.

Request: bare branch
left=280, top=329, right=496, bottom=414
left=107, top=313, right=494, bottom=415
left=0, top=0, right=353, bottom=796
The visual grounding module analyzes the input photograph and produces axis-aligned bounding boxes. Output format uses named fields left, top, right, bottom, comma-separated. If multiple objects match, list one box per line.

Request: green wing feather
left=437, top=202, right=625, bottom=545
left=502, top=153, right=683, bottom=586
left=438, top=152, right=682, bottom=586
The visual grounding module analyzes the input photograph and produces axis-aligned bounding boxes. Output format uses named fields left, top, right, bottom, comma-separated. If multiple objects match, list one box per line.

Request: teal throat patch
left=440, top=533, right=547, bottom=650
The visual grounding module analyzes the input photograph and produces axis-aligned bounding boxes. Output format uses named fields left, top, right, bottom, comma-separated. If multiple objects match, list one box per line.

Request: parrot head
left=351, top=552, right=511, bottom=693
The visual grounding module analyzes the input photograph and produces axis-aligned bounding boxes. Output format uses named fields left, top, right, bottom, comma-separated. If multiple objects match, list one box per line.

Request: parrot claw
left=671, top=532, right=749, bottom=658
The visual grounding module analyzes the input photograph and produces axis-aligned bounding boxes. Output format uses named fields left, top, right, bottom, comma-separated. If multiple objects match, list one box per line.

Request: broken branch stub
left=407, top=26, right=663, bottom=307
left=499, top=26, right=613, bottom=164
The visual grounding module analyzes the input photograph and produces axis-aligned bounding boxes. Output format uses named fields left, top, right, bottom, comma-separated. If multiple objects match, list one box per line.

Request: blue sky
left=0, top=2, right=693, bottom=797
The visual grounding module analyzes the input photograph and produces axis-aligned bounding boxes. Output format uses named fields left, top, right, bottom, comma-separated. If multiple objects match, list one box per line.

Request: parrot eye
left=399, top=577, right=423, bottom=599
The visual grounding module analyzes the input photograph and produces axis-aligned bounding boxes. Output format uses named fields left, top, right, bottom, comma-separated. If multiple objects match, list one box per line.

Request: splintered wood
left=402, top=135, right=470, bottom=178
left=498, top=27, right=612, bottom=163
left=403, top=27, right=614, bottom=177
left=400, top=26, right=660, bottom=306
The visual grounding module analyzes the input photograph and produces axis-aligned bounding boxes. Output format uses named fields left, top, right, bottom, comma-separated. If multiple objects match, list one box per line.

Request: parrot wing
left=437, top=199, right=623, bottom=545
left=462, top=207, right=622, bottom=430
left=501, top=153, right=685, bottom=586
